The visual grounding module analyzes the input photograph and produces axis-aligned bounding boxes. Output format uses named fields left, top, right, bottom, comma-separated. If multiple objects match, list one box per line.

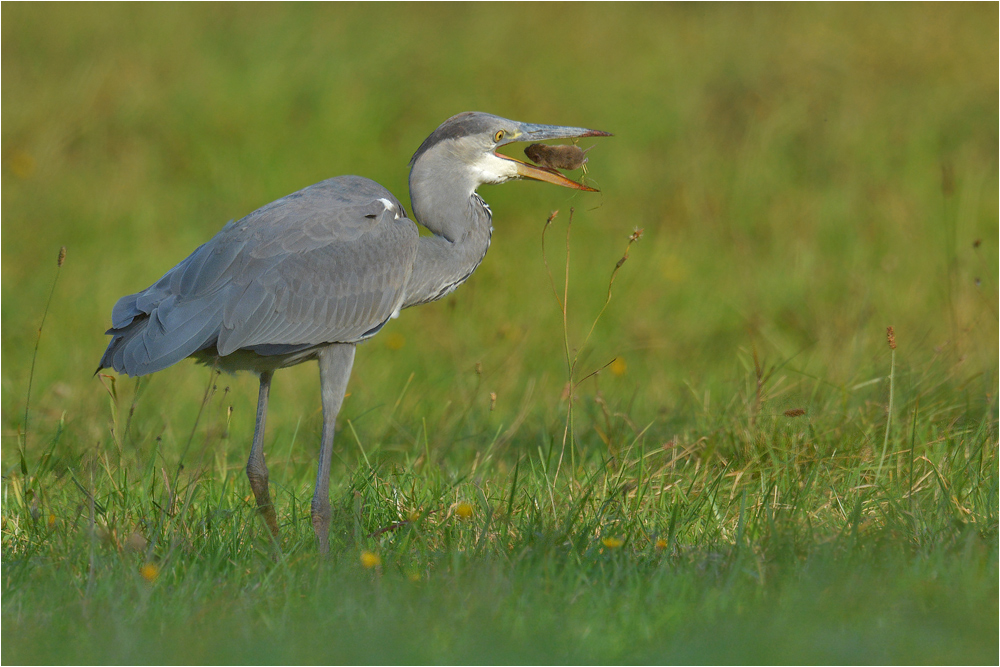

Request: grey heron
left=98, top=111, right=611, bottom=552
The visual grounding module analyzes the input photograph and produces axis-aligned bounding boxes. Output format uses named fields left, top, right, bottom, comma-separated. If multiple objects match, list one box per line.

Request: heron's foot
left=257, top=502, right=281, bottom=542
left=247, top=471, right=281, bottom=539
left=311, top=504, right=331, bottom=556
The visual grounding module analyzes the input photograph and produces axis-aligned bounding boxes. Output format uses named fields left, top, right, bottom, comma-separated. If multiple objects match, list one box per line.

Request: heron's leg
left=313, top=344, right=356, bottom=554
left=246, top=371, right=280, bottom=539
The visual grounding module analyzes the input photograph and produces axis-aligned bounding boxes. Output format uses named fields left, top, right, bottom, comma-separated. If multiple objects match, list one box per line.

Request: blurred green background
left=3, top=3, right=996, bottom=453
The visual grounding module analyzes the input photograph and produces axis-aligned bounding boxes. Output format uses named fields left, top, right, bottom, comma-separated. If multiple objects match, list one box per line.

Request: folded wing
left=100, top=176, right=418, bottom=377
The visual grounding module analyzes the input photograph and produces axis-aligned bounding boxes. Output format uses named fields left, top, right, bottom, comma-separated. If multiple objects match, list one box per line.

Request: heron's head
left=409, top=112, right=612, bottom=194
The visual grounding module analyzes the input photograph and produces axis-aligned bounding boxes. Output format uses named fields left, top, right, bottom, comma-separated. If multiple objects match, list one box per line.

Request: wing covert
left=214, top=179, right=418, bottom=355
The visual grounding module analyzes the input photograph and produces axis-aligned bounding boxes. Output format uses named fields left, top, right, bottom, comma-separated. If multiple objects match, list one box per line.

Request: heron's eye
left=494, top=130, right=505, bottom=143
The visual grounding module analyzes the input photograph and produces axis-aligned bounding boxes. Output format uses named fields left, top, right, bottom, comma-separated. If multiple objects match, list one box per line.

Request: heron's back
left=99, top=176, right=418, bottom=377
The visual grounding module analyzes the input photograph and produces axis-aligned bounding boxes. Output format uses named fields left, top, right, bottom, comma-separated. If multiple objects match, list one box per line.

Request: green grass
left=3, top=3, right=997, bottom=664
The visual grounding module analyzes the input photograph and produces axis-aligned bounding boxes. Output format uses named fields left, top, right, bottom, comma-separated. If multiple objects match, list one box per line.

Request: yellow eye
left=494, top=130, right=505, bottom=142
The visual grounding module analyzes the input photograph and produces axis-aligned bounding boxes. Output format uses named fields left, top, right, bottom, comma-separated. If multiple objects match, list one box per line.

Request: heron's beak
left=496, top=121, right=612, bottom=192
left=497, top=153, right=599, bottom=192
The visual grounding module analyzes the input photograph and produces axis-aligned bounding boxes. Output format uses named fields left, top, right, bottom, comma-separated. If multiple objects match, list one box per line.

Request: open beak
left=499, top=154, right=599, bottom=191
left=496, top=122, right=612, bottom=192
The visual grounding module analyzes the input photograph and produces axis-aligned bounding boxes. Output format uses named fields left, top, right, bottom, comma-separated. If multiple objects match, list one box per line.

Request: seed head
left=57, top=246, right=66, bottom=267
left=886, top=326, right=896, bottom=350
left=489, top=391, right=497, bottom=411
left=614, top=228, right=644, bottom=271
left=784, top=408, right=806, bottom=418
left=126, top=530, right=147, bottom=552
left=560, top=382, right=572, bottom=402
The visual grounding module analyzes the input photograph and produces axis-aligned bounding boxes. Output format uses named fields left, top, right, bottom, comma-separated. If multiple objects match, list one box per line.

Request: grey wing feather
left=100, top=176, right=418, bottom=377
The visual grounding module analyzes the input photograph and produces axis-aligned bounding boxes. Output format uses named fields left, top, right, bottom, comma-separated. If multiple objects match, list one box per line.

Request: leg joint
left=246, top=461, right=269, bottom=486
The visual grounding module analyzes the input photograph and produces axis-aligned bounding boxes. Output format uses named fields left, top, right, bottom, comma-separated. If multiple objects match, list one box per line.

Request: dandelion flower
left=455, top=502, right=474, bottom=519
left=360, top=551, right=381, bottom=569
left=655, top=538, right=668, bottom=550
left=602, top=536, right=624, bottom=549
left=140, top=563, right=160, bottom=583
left=47, top=513, right=56, bottom=528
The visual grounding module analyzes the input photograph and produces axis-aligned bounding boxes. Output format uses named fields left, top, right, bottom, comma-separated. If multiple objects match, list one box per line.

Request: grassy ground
left=3, top=3, right=997, bottom=664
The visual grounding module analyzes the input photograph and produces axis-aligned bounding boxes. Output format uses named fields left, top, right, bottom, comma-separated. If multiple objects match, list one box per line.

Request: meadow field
left=2, top=4, right=997, bottom=663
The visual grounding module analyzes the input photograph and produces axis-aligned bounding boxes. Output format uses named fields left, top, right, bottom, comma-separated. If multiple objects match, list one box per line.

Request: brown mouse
left=523, top=143, right=593, bottom=171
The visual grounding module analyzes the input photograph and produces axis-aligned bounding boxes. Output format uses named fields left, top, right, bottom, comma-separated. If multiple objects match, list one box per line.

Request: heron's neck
left=402, top=169, right=493, bottom=309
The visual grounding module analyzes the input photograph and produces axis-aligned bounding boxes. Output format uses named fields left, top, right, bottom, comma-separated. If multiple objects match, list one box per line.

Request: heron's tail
left=97, top=319, right=147, bottom=376
left=97, top=296, right=223, bottom=377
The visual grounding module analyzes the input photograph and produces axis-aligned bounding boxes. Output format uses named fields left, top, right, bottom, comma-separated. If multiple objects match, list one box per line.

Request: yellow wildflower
left=140, top=563, right=160, bottom=583
left=455, top=502, right=474, bottom=519
left=601, top=536, right=624, bottom=549
left=609, top=358, right=627, bottom=376
left=360, top=551, right=381, bottom=569
left=655, top=538, right=668, bottom=550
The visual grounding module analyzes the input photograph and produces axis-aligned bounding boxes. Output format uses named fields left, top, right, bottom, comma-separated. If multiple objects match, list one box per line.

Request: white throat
left=468, top=152, right=518, bottom=186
